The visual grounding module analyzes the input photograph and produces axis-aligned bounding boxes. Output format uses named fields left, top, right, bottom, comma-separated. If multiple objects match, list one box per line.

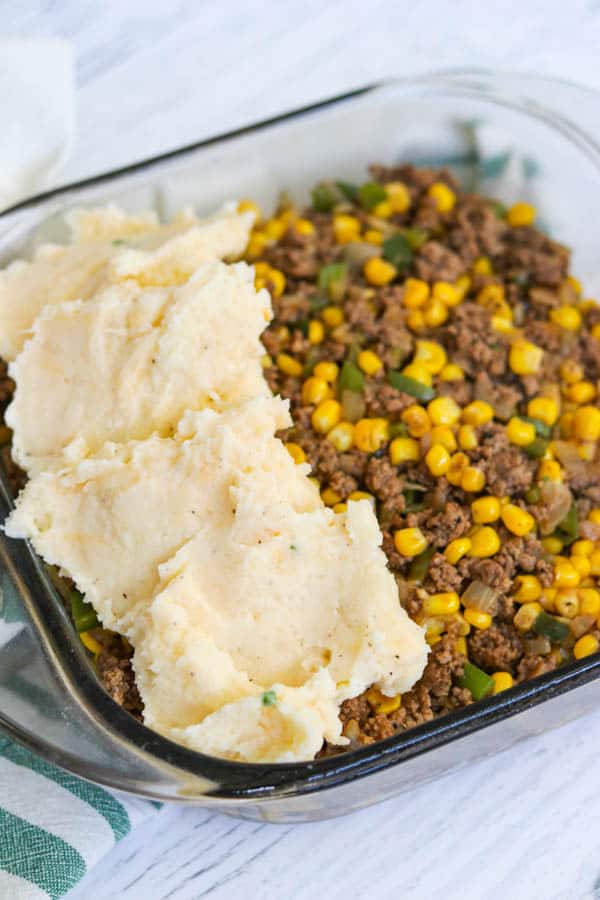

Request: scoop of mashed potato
left=6, top=261, right=271, bottom=473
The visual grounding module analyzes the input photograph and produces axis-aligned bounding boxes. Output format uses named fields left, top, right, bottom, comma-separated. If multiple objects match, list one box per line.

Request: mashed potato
left=7, top=261, right=271, bottom=473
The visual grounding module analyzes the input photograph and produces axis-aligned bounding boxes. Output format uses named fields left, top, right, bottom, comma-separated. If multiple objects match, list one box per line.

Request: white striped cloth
left=0, top=736, right=160, bottom=898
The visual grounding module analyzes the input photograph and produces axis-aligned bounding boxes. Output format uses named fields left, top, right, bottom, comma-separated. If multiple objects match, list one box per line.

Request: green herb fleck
left=522, top=416, right=551, bottom=439
left=289, top=544, right=297, bottom=551
left=311, top=184, right=337, bottom=213
left=336, top=180, right=358, bottom=201
left=111, top=239, right=127, bottom=246
left=553, top=503, right=579, bottom=545
left=70, top=589, right=99, bottom=633
left=408, top=546, right=435, bottom=582
left=533, top=611, right=570, bottom=643
left=261, top=690, right=277, bottom=707
left=358, top=181, right=388, bottom=210
left=524, top=437, right=549, bottom=459
left=458, top=662, right=495, bottom=701
left=339, top=359, right=364, bottom=393
left=382, top=233, right=413, bottom=272
left=389, top=422, right=409, bottom=438
left=318, top=262, right=348, bottom=299
left=387, top=371, right=435, bottom=402
left=402, top=227, right=428, bottom=250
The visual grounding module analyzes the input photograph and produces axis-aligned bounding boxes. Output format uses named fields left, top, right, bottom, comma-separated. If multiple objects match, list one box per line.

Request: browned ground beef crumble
left=3, top=163, right=600, bottom=757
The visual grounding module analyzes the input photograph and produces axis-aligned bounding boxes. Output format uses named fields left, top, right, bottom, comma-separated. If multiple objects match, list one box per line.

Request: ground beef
left=363, top=382, right=415, bottom=418
left=468, top=624, right=523, bottom=673
left=364, top=456, right=404, bottom=500
left=424, top=553, right=463, bottom=593
left=415, top=240, right=467, bottom=283
left=407, top=501, right=471, bottom=547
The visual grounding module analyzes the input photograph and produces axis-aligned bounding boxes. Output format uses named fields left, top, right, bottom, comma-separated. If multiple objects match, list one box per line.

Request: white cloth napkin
left=0, top=38, right=74, bottom=212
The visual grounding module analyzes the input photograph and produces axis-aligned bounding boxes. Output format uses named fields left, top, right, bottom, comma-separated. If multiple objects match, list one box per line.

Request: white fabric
left=0, top=39, right=74, bottom=211
left=0, top=870, right=48, bottom=900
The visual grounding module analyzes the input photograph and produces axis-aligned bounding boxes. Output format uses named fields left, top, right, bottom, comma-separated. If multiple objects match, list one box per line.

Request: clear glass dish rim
left=1, top=67, right=600, bottom=803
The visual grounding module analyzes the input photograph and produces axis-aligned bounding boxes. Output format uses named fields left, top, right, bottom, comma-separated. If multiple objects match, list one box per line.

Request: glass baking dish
left=1, top=70, right=600, bottom=823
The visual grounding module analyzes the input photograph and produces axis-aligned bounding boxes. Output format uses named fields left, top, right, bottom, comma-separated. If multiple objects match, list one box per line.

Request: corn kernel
left=589, top=509, right=600, bottom=524
left=550, top=305, right=582, bottom=331
left=528, top=396, right=559, bottom=427
left=354, top=418, right=389, bottom=453
left=401, top=404, right=431, bottom=438
left=80, top=631, right=103, bottom=655
left=238, top=198, right=261, bottom=221
left=462, top=401, right=494, bottom=427
left=308, top=319, right=325, bottom=344
left=425, top=444, right=451, bottom=476
left=312, top=399, right=342, bottom=434
left=445, top=537, right=472, bottom=564
left=567, top=381, right=596, bottom=404
left=574, top=634, right=600, bottom=659
left=284, top=442, right=306, bottom=464
left=333, top=214, right=361, bottom=244
left=321, top=487, right=342, bottom=506
left=364, top=257, right=397, bottom=286
left=593, top=323, right=600, bottom=341
left=538, top=459, right=563, bottom=482
left=571, top=556, right=591, bottom=579
left=265, top=218, right=288, bottom=241
left=514, top=575, right=542, bottom=603
left=464, top=608, right=493, bottom=630
left=577, top=442, right=596, bottom=461
left=589, top=550, right=600, bottom=576
left=261, top=353, right=273, bottom=369
left=471, top=496, right=501, bottom=524
left=386, top=181, right=411, bottom=213
left=559, top=412, right=574, bottom=439
left=572, top=405, right=600, bottom=441
left=389, top=436, right=420, bottom=464
left=455, top=274, right=472, bottom=300
left=358, top=349, right=383, bottom=376
left=366, top=687, right=402, bottom=714
left=332, top=502, right=347, bottom=513
left=394, top=527, right=428, bottom=557
left=506, top=417, right=536, bottom=446
left=567, top=275, right=582, bottom=295
left=425, top=397, right=460, bottom=428
left=423, top=299, right=449, bottom=327
left=440, top=363, right=465, bottom=382
left=456, top=636, right=468, bottom=656
left=560, top=359, right=584, bottom=384
left=572, top=540, right=594, bottom=557
left=246, top=231, right=269, bottom=259
left=472, top=256, right=493, bottom=275
left=477, top=283, right=506, bottom=309
left=578, top=588, right=600, bottom=616
left=277, top=352, right=303, bottom=377
left=407, top=309, right=426, bottom=332
left=491, top=671, right=514, bottom=693
left=457, top=424, right=478, bottom=451
left=432, top=281, right=461, bottom=306
left=414, top=340, right=447, bottom=374
left=507, top=202, right=536, bottom=227
left=491, top=316, right=516, bottom=334
left=501, top=504, right=535, bottom=536
left=423, top=592, right=460, bottom=616
left=402, top=363, right=433, bottom=387
left=294, top=217, right=315, bottom=236
left=428, top=181, right=456, bottom=212
left=364, top=228, right=384, bottom=245
left=314, top=361, right=339, bottom=383
left=513, top=601, right=543, bottom=631
left=429, top=426, right=457, bottom=452
left=461, top=466, right=486, bottom=493
left=347, top=490, right=375, bottom=505
left=468, top=526, right=500, bottom=557
left=542, top=536, right=563, bottom=554
left=302, top=376, right=330, bottom=406
left=540, top=588, right=557, bottom=612
left=553, top=558, right=581, bottom=588
left=403, top=278, right=430, bottom=309
left=327, top=422, right=355, bottom=452
left=372, top=200, right=393, bottom=219
left=322, top=306, right=344, bottom=328
left=555, top=589, right=579, bottom=618
left=446, top=452, right=469, bottom=486
left=509, top=339, right=543, bottom=375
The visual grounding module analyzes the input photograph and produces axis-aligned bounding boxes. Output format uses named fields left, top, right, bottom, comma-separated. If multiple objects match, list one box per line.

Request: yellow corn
left=277, top=352, right=303, bottom=377
left=572, top=539, right=594, bottom=557
left=294, top=217, right=315, bottom=236
left=358, top=349, right=383, bottom=375
left=427, top=181, right=456, bottom=212
left=414, top=340, right=447, bottom=374
left=311, top=399, right=342, bottom=434
left=333, top=214, right=361, bottom=244
left=327, top=422, right=355, bottom=452
left=366, top=687, right=402, bottom=714
left=403, top=278, right=430, bottom=308
left=573, top=406, right=600, bottom=441
left=372, top=200, right=393, bottom=219
left=432, top=281, right=461, bottom=306
left=477, top=283, right=506, bottom=309
left=348, top=490, right=375, bottom=504
left=507, top=202, right=536, bottom=227
left=446, top=451, right=469, bottom=486
left=423, top=592, right=460, bottom=616
left=514, top=575, right=542, bottom=603
left=401, top=404, right=431, bottom=438
left=566, top=381, right=596, bottom=404
left=80, top=631, right=103, bottom=655
left=308, top=319, right=325, bottom=344
left=455, top=274, right=472, bottom=301
left=577, top=442, right=596, bottom=461
left=263, top=218, right=287, bottom=240
left=506, top=417, right=536, bottom=446
left=354, top=418, right=389, bottom=453
left=394, top=527, right=428, bottom=557
left=491, top=671, right=514, bottom=693
left=571, top=555, right=591, bottom=579
left=440, top=363, right=465, bottom=381
left=402, top=363, right=433, bottom=387
left=550, top=305, right=582, bottom=331
left=560, top=359, right=584, bottom=384
left=457, top=424, right=478, bottom=451
left=527, top=396, right=559, bottom=426
left=238, top=198, right=261, bottom=221
left=567, top=275, right=582, bottom=295
left=461, top=466, right=486, bottom=493
left=427, top=396, right=461, bottom=427
left=302, top=376, right=330, bottom=406
left=389, top=436, right=420, bottom=464
left=429, top=426, right=457, bottom=452
left=554, top=589, right=579, bottom=618
left=553, top=558, right=581, bottom=588
left=468, top=526, right=500, bottom=557
left=364, top=257, right=397, bottom=286
left=501, top=504, right=535, bottom=536
left=472, top=256, right=492, bottom=275
left=333, top=502, right=347, bottom=513
left=462, top=401, right=494, bottom=427
left=425, top=444, right=452, bottom=476
left=407, top=309, right=426, bottom=332
left=509, top=339, right=543, bottom=375
left=456, top=636, right=468, bottom=656
left=445, top=537, right=472, bottom=565
left=537, top=459, right=563, bottom=482
left=423, top=299, right=449, bottom=327
left=386, top=181, right=411, bottom=213
left=471, top=496, right=501, bottom=524
left=578, top=588, right=600, bottom=616
left=513, top=601, right=543, bottom=631
left=364, top=228, right=384, bottom=245
left=321, top=487, right=342, bottom=506
left=284, top=442, right=306, bottom=464
left=463, top=608, right=493, bottom=630
left=314, top=361, right=339, bottom=383
left=542, top=536, right=563, bottom=554
left=261, top=353, right=273, bottom=369
left=322, top=306, right=344, bottom=328
left=574, top=634, right=600, bottom=659
left=590, top=509, right=600, bottom=525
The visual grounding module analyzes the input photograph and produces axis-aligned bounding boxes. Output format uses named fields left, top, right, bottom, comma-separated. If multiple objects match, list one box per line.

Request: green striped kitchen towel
left=0, top=735, right=160, bottom=899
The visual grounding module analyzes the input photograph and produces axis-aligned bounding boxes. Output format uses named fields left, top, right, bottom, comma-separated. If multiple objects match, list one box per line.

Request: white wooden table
left=5, top=2, right=600, bottom=897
